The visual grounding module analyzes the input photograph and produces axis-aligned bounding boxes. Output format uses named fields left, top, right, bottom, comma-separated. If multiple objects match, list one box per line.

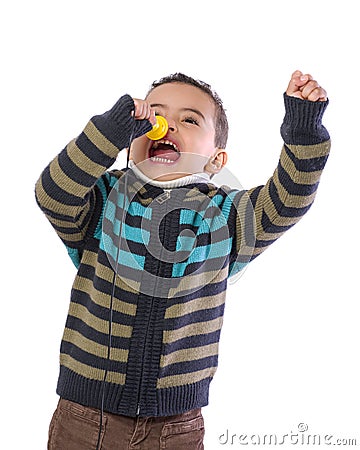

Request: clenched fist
left=286, top=70, right=327, bottom=102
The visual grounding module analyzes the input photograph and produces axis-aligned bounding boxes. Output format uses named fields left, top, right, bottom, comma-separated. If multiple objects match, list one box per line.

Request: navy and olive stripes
left=35, top=94, right=330, bottom=417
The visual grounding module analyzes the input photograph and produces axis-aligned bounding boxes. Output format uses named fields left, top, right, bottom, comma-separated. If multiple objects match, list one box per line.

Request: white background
left=2, top=0, right=359, bottom=448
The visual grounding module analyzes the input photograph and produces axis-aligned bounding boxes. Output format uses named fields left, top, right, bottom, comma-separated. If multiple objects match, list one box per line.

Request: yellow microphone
left=146, top=115, right=168, bottom=140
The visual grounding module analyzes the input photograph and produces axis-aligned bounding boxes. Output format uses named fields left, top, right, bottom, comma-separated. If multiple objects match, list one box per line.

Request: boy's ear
left=205, top=149, right=228, bottom=175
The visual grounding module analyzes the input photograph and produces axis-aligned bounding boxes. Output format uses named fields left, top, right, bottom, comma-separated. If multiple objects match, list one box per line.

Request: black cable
left=95, top=119, right=135, bottom=450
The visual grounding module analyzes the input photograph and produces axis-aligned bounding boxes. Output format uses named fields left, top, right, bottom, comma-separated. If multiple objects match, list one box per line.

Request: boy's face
left=130, top=82, right=227, bottom=181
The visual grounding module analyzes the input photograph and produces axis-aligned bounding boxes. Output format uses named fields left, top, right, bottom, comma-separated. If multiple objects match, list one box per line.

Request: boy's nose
left=166, top=117, right=177, bottom=132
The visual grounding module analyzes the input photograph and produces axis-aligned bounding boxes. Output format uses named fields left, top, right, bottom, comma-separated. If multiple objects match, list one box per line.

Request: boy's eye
left=184, top=116, right=199, bottom=126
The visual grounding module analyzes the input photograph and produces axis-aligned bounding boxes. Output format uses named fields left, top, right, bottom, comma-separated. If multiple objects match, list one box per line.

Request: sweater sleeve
left=35, top=94, right=152, bottom=265
left=230, top=95, right=331, bottom=271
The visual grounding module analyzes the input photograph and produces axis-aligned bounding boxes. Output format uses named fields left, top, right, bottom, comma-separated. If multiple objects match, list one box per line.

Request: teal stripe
left=100, top=233, right=145, bottom=270
left=66, top=246, right=81, bottom=268
left=176, top=235, right=196, bottom=253
left=106, top=194, right=152, bottom=220
left=219, top=191, right=237, bottom=220
left=172, top=238, right=232, bottom=277
left=94, top=177, right=110, bottom=240
left=104, top=198, right=116, bottom=224
left=123, top=223, right=149, bottom=244
left=180, top=211, right=228, bottom=235
left=105, top=172, right=121, bottom=189
left=180, top=192, right=235, bottom=231
left=180, top=209, right=202, bottom=226
left=197, top=214, right=227, bottom=235
left=103, top=200, right=150, bottom=244
left=229, top=261, right=248, bottom=277
left=127, top=201, right=152, bottom=220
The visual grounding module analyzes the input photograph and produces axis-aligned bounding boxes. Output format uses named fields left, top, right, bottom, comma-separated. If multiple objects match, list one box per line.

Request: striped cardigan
left=35, top=93, right=330, bottom=417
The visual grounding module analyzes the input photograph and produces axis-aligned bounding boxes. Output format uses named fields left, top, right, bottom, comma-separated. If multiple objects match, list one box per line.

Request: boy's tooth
left=151, top=139, right=179, bottom=153
left=151, top=156, right=173, bottom=164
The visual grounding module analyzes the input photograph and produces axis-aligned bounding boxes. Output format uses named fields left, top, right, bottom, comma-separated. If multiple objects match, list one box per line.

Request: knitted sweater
left=35, top=93, right=330, bottom=417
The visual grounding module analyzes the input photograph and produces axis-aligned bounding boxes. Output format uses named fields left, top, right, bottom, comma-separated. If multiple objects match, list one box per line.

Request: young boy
left=35, top=70, right=330, bottom=449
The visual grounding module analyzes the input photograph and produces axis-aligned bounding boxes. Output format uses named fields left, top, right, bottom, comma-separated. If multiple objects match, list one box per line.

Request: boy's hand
left=133, top=98, right=157, bottom=126
left=286, top=70, right=327, bottom=102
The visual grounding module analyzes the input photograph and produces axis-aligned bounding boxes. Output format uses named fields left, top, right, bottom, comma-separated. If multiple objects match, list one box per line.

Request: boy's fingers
left=287, top=70, right=305, bottom=95
left=140, top=104, right=149, bottom=119
left=307, top=87, right=328, bottom=102
left=301, top=79, right=327, bottom=101
left=286, top=77, right=299, bottom=95
left=286, top=71, right=314, bottom=96
left=133, top=100, right=150, bottom=120
left=149, top=110, right=157, bottom=126
left=132, top=98, right=157, bottom=124
left=301, top=80, right=320, bottom=98
left=133, top=99, right=142, bottom=118
left=319, top=89, right=327, bottom=101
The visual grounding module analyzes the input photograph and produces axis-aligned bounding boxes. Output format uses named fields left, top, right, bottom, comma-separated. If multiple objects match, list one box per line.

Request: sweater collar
left=128, top=160, right=210, bottom=189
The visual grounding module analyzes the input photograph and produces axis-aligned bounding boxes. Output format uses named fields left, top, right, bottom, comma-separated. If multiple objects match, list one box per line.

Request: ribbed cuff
left=108, top=93, right=135, bottom=124
left=280, top=94, right=330, bottom=145
left=91, top=94, right=153, bottom=150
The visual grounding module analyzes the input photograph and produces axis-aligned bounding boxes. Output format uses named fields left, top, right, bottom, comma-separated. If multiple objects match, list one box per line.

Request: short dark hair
left=147, top=73, right=228, bottom=149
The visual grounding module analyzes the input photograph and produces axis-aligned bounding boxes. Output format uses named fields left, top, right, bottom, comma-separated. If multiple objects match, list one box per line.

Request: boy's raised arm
left=231, top=71, right=331, bottom=265
left=34, top=94, right=152, bottom=263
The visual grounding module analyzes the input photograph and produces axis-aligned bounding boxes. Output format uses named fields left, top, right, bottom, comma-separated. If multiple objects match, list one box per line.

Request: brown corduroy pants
left=48, top=399, right=205, bottom=450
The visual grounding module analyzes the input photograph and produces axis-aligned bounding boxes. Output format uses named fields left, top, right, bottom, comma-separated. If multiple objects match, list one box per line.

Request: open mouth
left=149, top=139, right=180, bottom=164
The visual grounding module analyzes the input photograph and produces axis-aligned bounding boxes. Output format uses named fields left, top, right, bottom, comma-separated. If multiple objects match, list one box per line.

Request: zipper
left=135, top=190, right=170, bottom=416
left=135, top=288, right=157, bottom=416
left=135, top=283, right=157, bottom=415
